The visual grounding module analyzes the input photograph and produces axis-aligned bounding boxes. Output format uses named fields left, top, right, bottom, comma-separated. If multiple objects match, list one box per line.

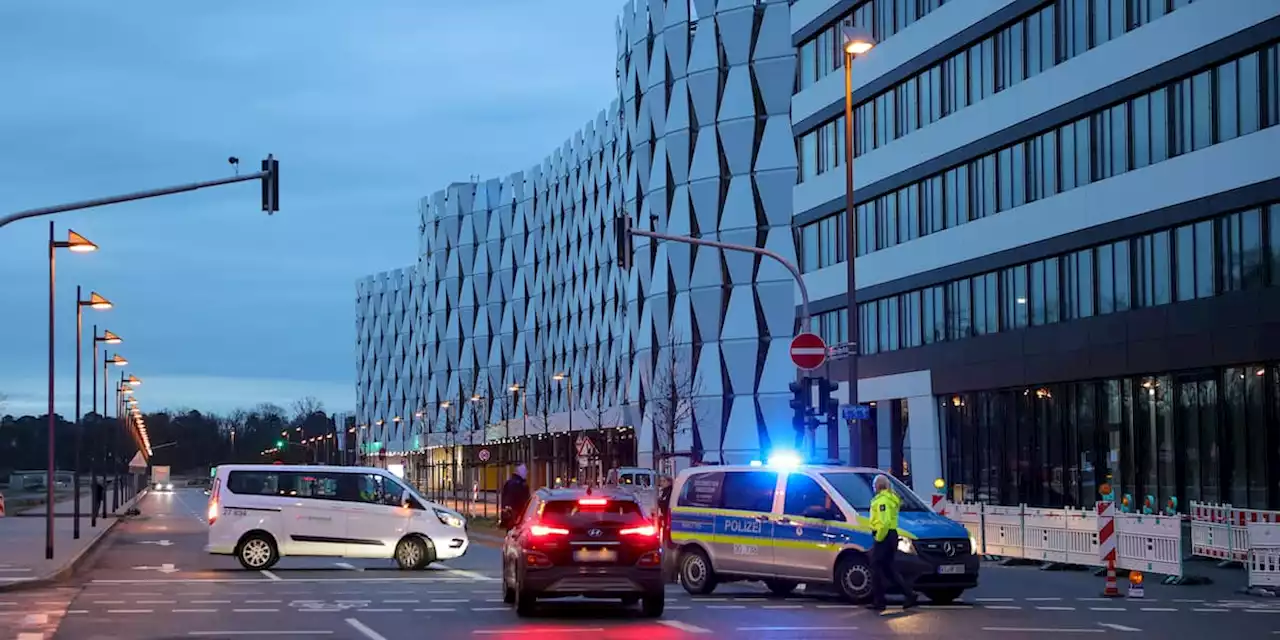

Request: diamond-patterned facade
left=357, top=0, right=798, bottom=467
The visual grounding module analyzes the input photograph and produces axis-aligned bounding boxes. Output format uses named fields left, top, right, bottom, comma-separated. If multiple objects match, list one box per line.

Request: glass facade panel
left=942, top=364, right=1280, bottom=510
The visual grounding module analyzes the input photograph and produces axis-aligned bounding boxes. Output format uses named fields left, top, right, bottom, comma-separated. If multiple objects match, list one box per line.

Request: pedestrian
left=93, top=477, right=107, bottom=519
left=869, top=474, right=918, bottom=611
left=656, top=475, right=673, bottom=540
left=499, top=463, right=530, bottom=530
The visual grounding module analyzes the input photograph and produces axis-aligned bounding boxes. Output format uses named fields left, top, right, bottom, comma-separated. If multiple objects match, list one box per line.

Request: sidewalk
left=0, top=489, right=146, bottom=590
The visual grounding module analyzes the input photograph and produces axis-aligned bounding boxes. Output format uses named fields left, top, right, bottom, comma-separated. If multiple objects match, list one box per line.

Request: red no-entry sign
left=790, top=332, right=828, bottom=370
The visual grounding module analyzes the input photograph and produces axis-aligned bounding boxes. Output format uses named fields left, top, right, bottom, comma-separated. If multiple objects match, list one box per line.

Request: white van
left=206, top=464, right=469, bottom=570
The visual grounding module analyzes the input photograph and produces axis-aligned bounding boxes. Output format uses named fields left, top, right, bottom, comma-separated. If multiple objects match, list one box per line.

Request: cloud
left=0, top=1, right=625, bottom=414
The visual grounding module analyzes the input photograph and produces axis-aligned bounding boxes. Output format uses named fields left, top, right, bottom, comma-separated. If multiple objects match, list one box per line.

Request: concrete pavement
left=2, top=488, right=1278, bottom=638
left=0, top=489, right=144, bottom=590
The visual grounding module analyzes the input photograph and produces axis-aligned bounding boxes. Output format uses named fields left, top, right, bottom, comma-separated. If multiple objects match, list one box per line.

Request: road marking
left=233, top=609, right=281, bottom=613
left=1140, top=607, right=1176, bottom=612
left=658, top=620, right=712, bottom=633
left=192, top=600, right=231, bottom=604
left=738, top=627, right=859, bottom=632
left=137, top=600, right=177, bottom=604
left=815, top=604, right=855, bottom=609
left=22, top=614, right=47, bottom=625
left=356, top=608, right=402, bottom=613
left=982, top=628, right=1104, bottom=634
left=246, top=600, right=283, bottom=604
left=1173, top=598, right=1206, bottom=603
left=66, top=610, right=88, bottom=614
left=93, top=600, right=126, bottom=604
left=260, top=570, right=282, bottom=581
left=975, top=597, right=1015, bottom=602
left=1076, top=598, right=1113, bottom=602
left=174, top=609, right=219, bottom=613
left=107, top=609, right=154, bottom=614
left=667, top=605, right=692, bottom=610
left=1246, top=609, right=1280, bottom=614
left=473, top=630, right=605, bottom=635
left=1027, top=597, right=1063, bottom=602
left=189, top=632, right=334, bottom=637
left=705, top=604, right=746, bottom=609
left=413, top=608, right=457, bottom=612
left=986, top=605, right=1023, bottom=610
left=762, top=604, right=804, bottom=609
left=345, top=619, right=391, bottom=640
left=335, top=563, right=364, bottom=572
left=1089, top=607, right=1126, bottom=612
left=471, top=607, right=506, bottom=612
left=432, top=599, right=470, bottom=603
left=1192, top=608, right=1230, bottom=613
left=384, top=599, right=420, bottom=604
left=0, top=569, right=32, bottom=573
left=1099, top=623, right=1142, bottom=632
left=1036, top=606, right=1076, bottom=611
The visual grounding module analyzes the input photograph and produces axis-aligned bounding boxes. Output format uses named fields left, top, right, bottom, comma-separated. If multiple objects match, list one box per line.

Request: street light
left=45, top=226, right=98, bottom=560
left=89, top=335, right=122, bottom=528
left=127, top=374, right=141, bottom=387
left=73, top=288, right=112, bottom=540
left=841, top=25, right=876, bottom=466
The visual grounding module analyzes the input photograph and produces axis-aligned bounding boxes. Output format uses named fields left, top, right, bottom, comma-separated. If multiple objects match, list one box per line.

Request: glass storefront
left=941, top=363, right=1279, bottom=510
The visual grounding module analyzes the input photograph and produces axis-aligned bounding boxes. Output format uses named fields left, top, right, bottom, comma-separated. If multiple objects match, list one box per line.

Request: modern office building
left=359, top=0, right=1280, bottom=506
left=792, top=0, right=1280, bottom=507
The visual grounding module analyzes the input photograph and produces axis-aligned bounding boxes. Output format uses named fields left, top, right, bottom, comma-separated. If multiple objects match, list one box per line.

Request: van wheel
left=678, top=548, right=718, bottom=595
left=834, top=554, right=873, bottom=603
left=395, top=536, right=429, bottom=570
left=764, top=579, right=799, bottom=596
left=236, top=533, right=278, bottom=571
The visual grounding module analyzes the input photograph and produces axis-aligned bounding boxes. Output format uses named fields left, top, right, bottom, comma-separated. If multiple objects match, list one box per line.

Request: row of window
left=797, top=0, right=1196, bottom=183
left=675, top=469, right=924, bottom=514
left=797, top=0, right=949, bottom=91
left=859, top=202, right=1280, bottom=354
left=799, top=42, right=1280, bottom=273
left=942, top=365, right=1280, bottom=510
left=813, top=307, right=850, bottom=347
left=226, top=470, right=411, bottom=507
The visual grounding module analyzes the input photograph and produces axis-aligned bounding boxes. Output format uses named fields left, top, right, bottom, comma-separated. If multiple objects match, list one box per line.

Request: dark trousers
left=870, top=530, right=915, bottom=607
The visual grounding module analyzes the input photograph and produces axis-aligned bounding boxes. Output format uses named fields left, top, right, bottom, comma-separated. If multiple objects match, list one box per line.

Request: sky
left=0, top=0, right=623, bottom=418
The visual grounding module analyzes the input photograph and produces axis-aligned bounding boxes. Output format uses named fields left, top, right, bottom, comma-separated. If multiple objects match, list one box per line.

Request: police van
left=669, top=457, right=979, bottom=604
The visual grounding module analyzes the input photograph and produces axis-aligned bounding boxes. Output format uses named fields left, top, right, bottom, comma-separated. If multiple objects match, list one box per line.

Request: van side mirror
left=401, top=490, right=413, bottom=507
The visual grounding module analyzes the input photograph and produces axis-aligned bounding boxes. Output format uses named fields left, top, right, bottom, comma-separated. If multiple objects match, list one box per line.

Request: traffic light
left=275, top=440, right=284, bottom=448
left=815, top=377, right=838, bottom=424
left=261, top=155, right=279, bottom=214
left=789, top=378, right=808, bottom=436
left=615, top=215, right=633, bottom=269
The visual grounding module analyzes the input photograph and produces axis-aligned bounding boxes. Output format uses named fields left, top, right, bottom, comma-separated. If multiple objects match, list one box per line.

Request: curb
left=0, top=489, right=149, bottom=593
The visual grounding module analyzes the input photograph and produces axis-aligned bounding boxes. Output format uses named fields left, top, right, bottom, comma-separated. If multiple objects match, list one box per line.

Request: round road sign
left=790, top=332, right=828, bottom=370
left=478, top=448, right=491, bottom=462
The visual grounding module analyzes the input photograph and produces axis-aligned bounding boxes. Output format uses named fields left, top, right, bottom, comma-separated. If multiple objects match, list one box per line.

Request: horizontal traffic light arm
left=0, top=154, right=279, bottom=230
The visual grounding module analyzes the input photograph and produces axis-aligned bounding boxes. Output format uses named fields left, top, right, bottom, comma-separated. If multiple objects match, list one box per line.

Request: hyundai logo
left=943, top=542, right=956, bottom=557
left=588, top=528, right=603, bottom=538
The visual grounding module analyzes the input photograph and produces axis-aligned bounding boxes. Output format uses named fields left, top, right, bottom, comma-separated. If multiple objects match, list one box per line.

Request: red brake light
left=207, top=479, right=221, bottom=525
left=620, top=525, right=657, bottom=537
left=530, top=524, right=570, bottom=537
left=578, top=498, right=608, bottom=506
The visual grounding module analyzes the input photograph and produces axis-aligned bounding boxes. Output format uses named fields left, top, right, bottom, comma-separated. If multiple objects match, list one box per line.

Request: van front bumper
left=896, top=552, right=980, bottom=589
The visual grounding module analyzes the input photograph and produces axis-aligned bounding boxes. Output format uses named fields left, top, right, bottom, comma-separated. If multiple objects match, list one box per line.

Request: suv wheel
left=640, top=595, right=665, bottom=617
left=834, top=554, right=873, bottom=603
left=678, top=548, right=718, bottom=595
left=502, top=560, right=516, bottom=604
left=514, top=579, right=537, bottom=617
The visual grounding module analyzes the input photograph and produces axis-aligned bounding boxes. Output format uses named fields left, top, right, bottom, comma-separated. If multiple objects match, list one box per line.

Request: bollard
left=1103, top=559, right=1121, bottom=597
left=1128, top=571, right=1145, bottom=598
left=1099, top=486, right=1121, bottom=597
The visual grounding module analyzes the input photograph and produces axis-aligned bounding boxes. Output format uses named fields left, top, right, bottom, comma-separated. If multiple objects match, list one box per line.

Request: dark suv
left=501, top=488, right=665, bottom=617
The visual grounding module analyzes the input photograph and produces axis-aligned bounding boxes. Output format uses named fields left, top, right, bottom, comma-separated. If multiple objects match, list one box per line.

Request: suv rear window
left=539, top=499, right=646, bottom=525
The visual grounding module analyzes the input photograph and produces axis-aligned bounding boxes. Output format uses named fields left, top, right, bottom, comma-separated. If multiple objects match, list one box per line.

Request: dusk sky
left=0, top=1, right=622, bottom=417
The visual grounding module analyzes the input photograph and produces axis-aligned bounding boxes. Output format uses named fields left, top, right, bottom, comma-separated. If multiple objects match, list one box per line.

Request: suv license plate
left=574, top=548, right=618, bottom=563
left=938, top=564, right=965, bottom=575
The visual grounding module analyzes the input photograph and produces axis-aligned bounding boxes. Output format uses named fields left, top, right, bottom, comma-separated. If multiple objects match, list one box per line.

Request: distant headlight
left=897, top=536, right=915, bottom=554
left=166, top=484, right=173, bottom=490
left=434, top=508, right=465, bottom=528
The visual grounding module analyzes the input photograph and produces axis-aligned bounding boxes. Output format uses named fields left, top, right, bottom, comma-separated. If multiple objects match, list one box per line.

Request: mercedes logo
left=943, top=542, right=956, bottom=557
left=588, top=528, right=603, bottom=538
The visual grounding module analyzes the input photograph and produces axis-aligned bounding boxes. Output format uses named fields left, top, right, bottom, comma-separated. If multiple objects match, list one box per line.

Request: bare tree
left=292, top=396, right=324, bottom=424
left=646, top=337, right=704, bottom=476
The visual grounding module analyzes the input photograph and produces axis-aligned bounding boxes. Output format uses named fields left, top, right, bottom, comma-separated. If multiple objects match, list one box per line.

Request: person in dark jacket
left=499, top=464, right=530, bottom=530
left=93, top=478, right=107, bottom=520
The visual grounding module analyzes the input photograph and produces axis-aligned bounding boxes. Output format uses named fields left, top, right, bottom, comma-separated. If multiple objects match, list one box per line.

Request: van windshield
left=821, top=472, right=929, bottom=512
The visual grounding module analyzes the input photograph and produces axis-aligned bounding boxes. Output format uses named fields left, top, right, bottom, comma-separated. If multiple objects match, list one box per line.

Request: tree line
left=0, top=395, right=347, bottom=476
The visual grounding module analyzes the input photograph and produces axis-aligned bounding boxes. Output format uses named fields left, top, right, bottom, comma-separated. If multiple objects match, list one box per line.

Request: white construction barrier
left=982, top=504, right=1026, bottom=558
left=1190, top=501, right=1280, bottom=563
left=1115, top=513, right=1183, bottom=577
left=950, top=502, right=984, bottom=553
left=1246, top=523, right=1280, bottom=589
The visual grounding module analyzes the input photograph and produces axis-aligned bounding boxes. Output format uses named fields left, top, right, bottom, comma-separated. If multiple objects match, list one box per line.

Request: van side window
left=783, top=474, right=844, bottom=521
left=620, top=474, right=634, bottom=485
left=226, top=471, right=342, bottom=500
left=721, top=472, right=778, bottom=513
left=227, top=471, right=279, bottom=496
left=677, top=472, right=724, bottom=508
left=357, top=474, right=405, bottom=506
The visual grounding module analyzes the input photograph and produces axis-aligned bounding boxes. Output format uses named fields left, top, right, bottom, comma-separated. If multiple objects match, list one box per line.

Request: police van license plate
left=938, top=564, right=965, bottom=575
left=574, top=548, right=617, bottom=563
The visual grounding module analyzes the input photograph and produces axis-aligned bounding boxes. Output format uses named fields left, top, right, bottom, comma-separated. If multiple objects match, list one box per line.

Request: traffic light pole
left=0, top=155, right=279, bottom=231
left=623, top=222, right=813, bottom=333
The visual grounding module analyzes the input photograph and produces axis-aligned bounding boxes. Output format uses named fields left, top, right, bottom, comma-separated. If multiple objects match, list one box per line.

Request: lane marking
left=1140, top=607, right=1176, bottom=612
left=982, top=628, right=1104, bottom=634
left=986, top=605, right=1023, bottom=610
left=335, top=563, right=364, bottom=572
left=174, top=609, right=219, bottom=613
left=246, top=600, right=283, bottom=604
left=93, top=600, right=126, bottom=604
left=356, top=608, right=402, bottom=613
left=1173, top=598, right=1206, bottom=603
left=192, top=600, right=231, bottom=604
left=975, top=597, right=1015, bottom=602
left=260, top=570, right=282, bottom=581
left=1027, top=597, right=1063, bottom=602
left=658, top=620, right=713, bottom=633
left=137, top=600, right=177, bottom=604
left=1036, top=606, right=1076, bottom=611
left=413, top=608, right=457, bottom=612
left=233, top=608, right=281, bottom=613
left=762, top=604, right=804, bottom=609
left=1192, top=608, right=1230, bottom=613
left=705, top=604, right=746, bottom=609
left=1246, top=609, right=1280, bottom=614
left=22, top=614, right=47, bottom=625
left=667, top=605, right=692, bottom=610
left=473, top=630, right=606, bottom=635
left=107, top=609, right=154, bottom=614
left=1076, top=598, right=1112, bottom=602
left=189, top=632, right=335, bottom=637
left=345, top=619, right=391, bottom=640
left=431, top=599, right=470, bottom=603
left=1099, top=623, right=1142, bottom=632
left=1089, top=607, right=1126, bottom=612
left=738, top=627, right=859, bottom=632
left=384, top=599, right=420, bottom=603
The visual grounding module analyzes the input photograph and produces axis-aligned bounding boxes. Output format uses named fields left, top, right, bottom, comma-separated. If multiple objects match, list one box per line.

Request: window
left=227, top=471, right=280, bottom=496
left=357, top=473, right=407, bottom=507
left=823, top=472, right=928, bottom=512
left=540, top=499, right=646, bottom=526
left=677, top=472, right=723, bottom=508
left=226, top=471, right=342, bottom=499
left=783, top=474, right=844, bottom=520
left=798, top=0, right=951, bottom=90
left=719, top=472, right=777, bottom=513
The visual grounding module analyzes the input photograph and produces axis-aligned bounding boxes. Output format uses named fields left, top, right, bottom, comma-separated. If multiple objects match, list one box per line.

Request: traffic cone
left=1102, top=559, right=1121, bottom=597
left=1127, top=571, right=1144, bottom=599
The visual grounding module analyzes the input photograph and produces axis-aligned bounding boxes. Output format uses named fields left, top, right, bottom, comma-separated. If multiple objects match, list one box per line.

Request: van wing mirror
left=401, top=490, right=414, bottom=507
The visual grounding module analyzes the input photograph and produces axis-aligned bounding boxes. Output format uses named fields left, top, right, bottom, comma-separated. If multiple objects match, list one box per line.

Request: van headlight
left=897, top=537, right=915, bottom=554
left=434, top=508, right=465, bottom=528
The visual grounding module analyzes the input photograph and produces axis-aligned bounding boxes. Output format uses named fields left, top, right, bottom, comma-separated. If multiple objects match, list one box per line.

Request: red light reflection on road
left=471, top=623, right=690, bottom=639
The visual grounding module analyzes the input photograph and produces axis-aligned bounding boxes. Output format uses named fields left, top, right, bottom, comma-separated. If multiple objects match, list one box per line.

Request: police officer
left=869, top=474, right=918, bottom=611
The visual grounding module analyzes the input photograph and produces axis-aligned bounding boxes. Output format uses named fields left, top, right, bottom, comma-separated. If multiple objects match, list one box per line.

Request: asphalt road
left=2, top=488, right=1279, bottom=639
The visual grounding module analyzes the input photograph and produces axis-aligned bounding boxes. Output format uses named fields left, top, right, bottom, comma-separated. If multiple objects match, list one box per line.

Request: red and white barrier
left=1190, top=501, right=1280, bottom=563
